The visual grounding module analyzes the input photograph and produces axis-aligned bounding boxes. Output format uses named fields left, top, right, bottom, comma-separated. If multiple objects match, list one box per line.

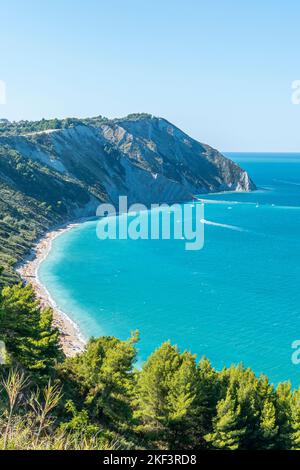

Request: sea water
left=38, top=153, right=300, bottom=386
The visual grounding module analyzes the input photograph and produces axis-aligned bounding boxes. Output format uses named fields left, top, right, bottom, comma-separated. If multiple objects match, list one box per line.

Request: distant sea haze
left=39, top=153, right=300, bottom=386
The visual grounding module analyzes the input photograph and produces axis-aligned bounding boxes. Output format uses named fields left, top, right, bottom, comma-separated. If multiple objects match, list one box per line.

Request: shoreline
left=14, top=195, right=250, bottom=357
left=16, top=218, right=93, bottom=357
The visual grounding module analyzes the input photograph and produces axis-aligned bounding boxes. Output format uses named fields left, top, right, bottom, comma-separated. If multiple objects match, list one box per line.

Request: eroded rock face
left=0, top=115, right=256, bottom=208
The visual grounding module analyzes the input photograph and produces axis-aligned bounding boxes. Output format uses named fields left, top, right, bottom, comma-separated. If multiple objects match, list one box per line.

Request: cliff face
left=0, top=114, right=256, bottom=283
left=0, top=115, right=255, bottom=209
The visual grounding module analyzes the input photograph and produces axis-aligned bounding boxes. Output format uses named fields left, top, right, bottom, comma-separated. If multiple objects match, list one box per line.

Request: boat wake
left=200, top=219, right=247, bottom=232
left=273, top=179, right=300, bottom=187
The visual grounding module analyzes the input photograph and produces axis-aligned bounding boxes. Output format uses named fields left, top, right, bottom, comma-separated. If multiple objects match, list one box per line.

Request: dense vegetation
left=0, top=114, right=152, bottom=137
left=0, top=117, right=106, bottom=136
left=0, top=113, right=153, bottom=284
left=0, top=281, right=299, bottom=450
left=0, top=145, right=106, bottom=286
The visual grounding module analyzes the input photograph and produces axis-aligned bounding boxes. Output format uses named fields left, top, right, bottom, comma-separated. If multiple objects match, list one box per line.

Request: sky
left=1, top=0, right=300, bottom=151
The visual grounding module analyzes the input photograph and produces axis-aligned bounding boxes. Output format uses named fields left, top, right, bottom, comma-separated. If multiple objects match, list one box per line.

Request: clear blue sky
left=1, top=0, right=300, bottom=151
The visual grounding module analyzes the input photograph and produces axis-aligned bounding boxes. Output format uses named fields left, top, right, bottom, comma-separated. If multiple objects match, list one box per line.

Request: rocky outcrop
left=0, top=114, right=256, bottom=208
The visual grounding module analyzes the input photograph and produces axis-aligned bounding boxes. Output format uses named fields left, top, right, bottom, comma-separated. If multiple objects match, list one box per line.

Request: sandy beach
left=14, top=198, right=230, bottom=357
left=16, top=220, right=89, bottom=357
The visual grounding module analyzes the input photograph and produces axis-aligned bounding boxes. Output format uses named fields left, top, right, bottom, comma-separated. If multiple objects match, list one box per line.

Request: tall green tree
left=274, top=382, right=292, bottom=449
left=58, top=332, right=138, bottom=431
left=259, top=399, right=278, bottom=449
left=195, top=357, right=220, bottom=446
left=135, top=342, right=201, bottom=449
left=165, top=351, right=199, bottom=448
left=216, top=365, right=281, bottom=449
left=0, top=283, right=63, bottom=377
left=205, top=390, right=246, bottom=450
left=134, top=341, right=180, bottom=447
left=290, top=388, right=300, bottom=449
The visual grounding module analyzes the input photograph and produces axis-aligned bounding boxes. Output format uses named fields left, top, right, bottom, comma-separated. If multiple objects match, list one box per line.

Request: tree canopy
left=0, top=283, right=299, bottom=450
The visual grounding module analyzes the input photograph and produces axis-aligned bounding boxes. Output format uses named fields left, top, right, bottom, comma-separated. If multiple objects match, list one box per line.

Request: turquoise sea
left=39, top=153, right=300, bottom=386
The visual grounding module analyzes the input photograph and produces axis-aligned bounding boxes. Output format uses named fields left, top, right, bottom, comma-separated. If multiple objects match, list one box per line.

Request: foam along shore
left=16, top=220, right=90, bottom=357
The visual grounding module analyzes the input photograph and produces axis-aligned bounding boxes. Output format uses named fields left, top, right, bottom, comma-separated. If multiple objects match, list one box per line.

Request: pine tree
left=195, top=357, right=220, bottom=445
left=275, top=382, right=292, bottom=449
left=205, top=391, right=246, bottom=450
left=259, top=399, right=278, bottom=449
left=58, top=332, right=138, bottom=430
left=0, top=283, right=63, bottom=377
left=166, top=351, right=199, bottom=449
left=217, top=365, right=279, bottom=449
left=134, top=341, right=181, bottom=446
left=290, top=389, right=300, bottom=449
left=134, top=342, right=204, bottom=449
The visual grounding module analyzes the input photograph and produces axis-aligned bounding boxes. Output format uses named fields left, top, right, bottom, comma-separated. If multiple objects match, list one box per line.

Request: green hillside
left=0, top=145, right=105, bottom=285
